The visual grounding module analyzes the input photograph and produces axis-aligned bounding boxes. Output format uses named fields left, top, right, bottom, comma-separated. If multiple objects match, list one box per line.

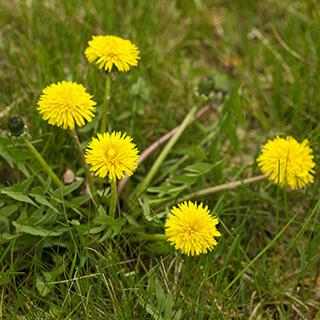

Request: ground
left=0, top=1, right=319, bottom=319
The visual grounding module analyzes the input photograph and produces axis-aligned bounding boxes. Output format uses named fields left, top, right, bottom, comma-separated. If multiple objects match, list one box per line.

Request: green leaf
left=2, top=176, right=34, bottom=193
left=94, top=215, right=115, bottom=226
left=36, top=275, right=53, bottom=297
left=71, top=194, right=91, bottom=206
left=35, top=209, right=58, bottom=226
left=147, top=186, right=173, bottom=194
left=1, top=190, right=37, bottom=206
left=170, top=175, right=198, bottom=185
left=69, top=219, right=80, bottom=226
left=129, top=77, right=150, bottom=101
left=94, top=210, right=126, bottom=236
left=13, top=222, right=66, bottom=237
left=221, top=84, right=245, bottom=147
left=0, top=204, right=19, bottom=218
left=31, top=177, right=52, bottom=195
left=0, top=137, right=31, bottom=176
left=184, top=162, right=214, bottom=176
left=0, top=143, right=14, bottom=167
left=33, top=195, right=59, bottom=213
left=42, top=176, right=52, bottom=194
left=53, top=179, right=83, bottom=197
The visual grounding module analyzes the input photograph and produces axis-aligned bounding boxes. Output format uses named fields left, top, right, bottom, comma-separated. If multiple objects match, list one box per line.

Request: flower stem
left=109, top=180, right=117, bottom=218
left=24, top=138, right=63, bottom=188
left=70, top=129, right=95, bottom=196
left=179, top=175, right=266, bottom=202
left=131, top=233, right=166, bottom=241
left=124, top=231, right=166, bottom=241
left=100, top=74, right=111, bottom=133
left=135, top=105, right=198, bottom=196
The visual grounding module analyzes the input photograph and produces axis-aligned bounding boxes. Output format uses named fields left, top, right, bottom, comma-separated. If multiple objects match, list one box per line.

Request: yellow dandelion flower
left=85, top=132, right=139, bottom=181
left=165, top=201, right=221, bottom=256
left=84, top=35, right=140, bottom=72
left=37, top=81, right=96, bottom=129
left=257, top=136, right=315, bottom=189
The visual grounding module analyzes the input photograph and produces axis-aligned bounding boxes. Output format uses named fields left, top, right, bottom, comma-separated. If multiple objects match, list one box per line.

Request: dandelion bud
left=196, top=74, right=229, bottom=101
left=8, top=116, right=24, bottom=137
left=196, top=76, right=216, bottom=98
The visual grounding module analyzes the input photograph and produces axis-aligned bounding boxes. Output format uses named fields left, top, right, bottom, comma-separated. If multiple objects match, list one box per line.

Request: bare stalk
left=179, top=175, right=266, bottom=202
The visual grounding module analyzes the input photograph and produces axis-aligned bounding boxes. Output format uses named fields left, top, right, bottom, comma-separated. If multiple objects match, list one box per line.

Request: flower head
left=165, top=201, right=221, bottom=256
left=84, top=35, right=140, bottom=72
left=37, top=81, right=96, bottom=129
left=85, top=132, right=139, bottom=181
left=257, top=136, right=315, bottom=189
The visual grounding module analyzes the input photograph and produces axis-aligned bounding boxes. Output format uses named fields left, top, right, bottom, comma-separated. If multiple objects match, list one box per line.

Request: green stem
left=24, top=138, right=63, bottom=187
left=132, top=233, right=166, bottom=241
left=70, top=129, right=95, bottom=196
left=109, top=180, right=117, bottom=218
left=135, top=105, right=198, bottom=196
left=100, top=74, right=111, bottom=133
left=179, top=175, right=266, bottom=202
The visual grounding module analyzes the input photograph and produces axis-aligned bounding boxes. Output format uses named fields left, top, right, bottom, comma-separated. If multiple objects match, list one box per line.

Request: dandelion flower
left=257, top=136, right=315, bottom=189
left=37, top=81, right=96, bottom=129
left=85, top=35, right=140, bottom=72
left=85, top=132, right=139, bottom=181
left=165, top=201, right=221, bottom=256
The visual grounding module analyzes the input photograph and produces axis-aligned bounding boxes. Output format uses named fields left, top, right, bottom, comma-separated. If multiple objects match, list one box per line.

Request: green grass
left=1, top=0, right=320, bottom=318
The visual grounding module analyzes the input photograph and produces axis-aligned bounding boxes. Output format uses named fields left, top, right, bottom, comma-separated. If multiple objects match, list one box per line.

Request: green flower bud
left=196, top=74, right=230, bottom=99
left=196, top=77, right=216, bottom=98
left=8, top=116, right=25, bottom=137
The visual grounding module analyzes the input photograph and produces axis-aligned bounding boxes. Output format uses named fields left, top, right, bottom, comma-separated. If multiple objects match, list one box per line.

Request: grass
left=1, top=0, right=320, bottom=319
